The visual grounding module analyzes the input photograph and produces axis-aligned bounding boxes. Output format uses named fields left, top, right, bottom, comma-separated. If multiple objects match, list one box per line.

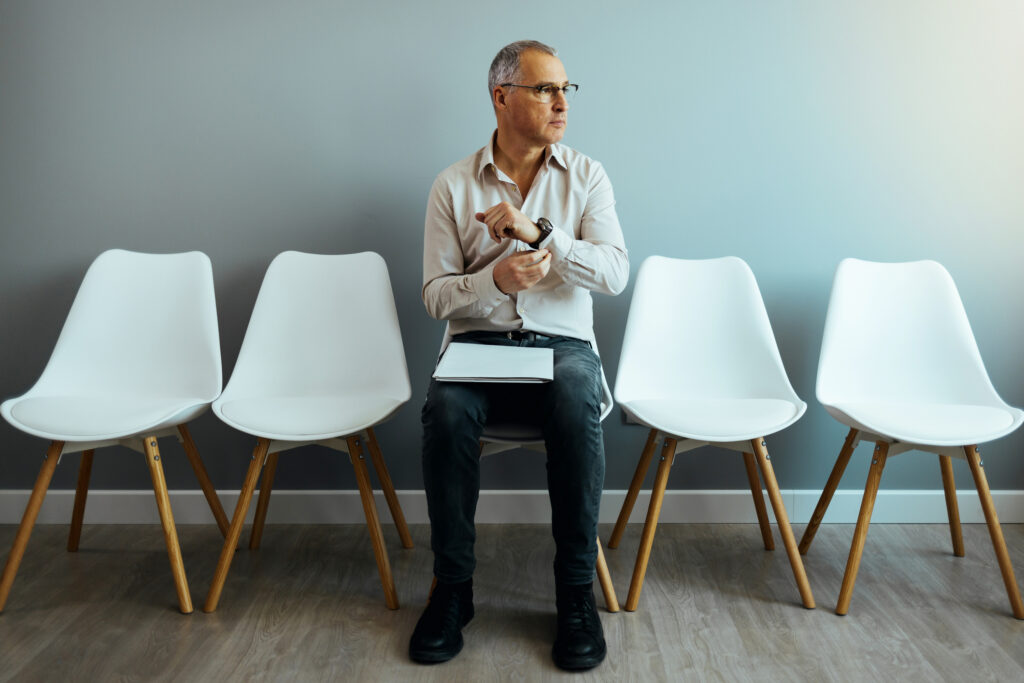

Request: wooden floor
left=1, top=522, right=1022, bottom=681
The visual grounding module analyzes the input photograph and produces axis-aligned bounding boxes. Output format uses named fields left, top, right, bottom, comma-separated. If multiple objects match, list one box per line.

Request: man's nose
left=553, top=93, right=569, bottom=111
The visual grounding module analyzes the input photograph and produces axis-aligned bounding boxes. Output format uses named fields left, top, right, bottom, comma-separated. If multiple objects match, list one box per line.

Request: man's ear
left=492, top=87, right=507, bottom=111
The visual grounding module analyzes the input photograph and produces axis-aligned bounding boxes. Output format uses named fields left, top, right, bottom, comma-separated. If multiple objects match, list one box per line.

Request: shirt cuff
left=470, top=264, right=508, bottom=307
left=541, top=226, right=572, bottom=263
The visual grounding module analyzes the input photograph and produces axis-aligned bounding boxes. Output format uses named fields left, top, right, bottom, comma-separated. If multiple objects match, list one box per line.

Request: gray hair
left=488, top=40, right=558, bottom=102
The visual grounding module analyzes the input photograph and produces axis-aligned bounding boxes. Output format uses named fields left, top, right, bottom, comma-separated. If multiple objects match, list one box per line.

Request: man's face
left=498, top=50, right=570, bottom=147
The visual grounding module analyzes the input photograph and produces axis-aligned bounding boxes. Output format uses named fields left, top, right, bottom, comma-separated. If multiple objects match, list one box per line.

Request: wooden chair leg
left=625, top=437, right=676, bottom=612
left=365, top=427, right=414, bottom=550
left=964, top=445, right=1024, bottom=619
left=742, top=451, right=774, bottom=551
left=178, top=424, right=230, bottom=538
left=939, top=454, right=965, bottom=558
left=204, top=438, right=269, bottom=613
left=0, top=441, right=63, bottom=612
left=249, top=452, right=279, bottom=551
left=609, top=428, right=659, bottom=549
left=835, top=440, right=888, bottom=616
left=67, top=449, right=95, bottom=552
left=751, top=439, right=814, bottom=609
left=799, top=428, right=858, bottom=554
left=142, top=436, right=193, bottom=614
left=595, top=537, right=619, bottom=612
left=348, top=435, right=399, bottom=610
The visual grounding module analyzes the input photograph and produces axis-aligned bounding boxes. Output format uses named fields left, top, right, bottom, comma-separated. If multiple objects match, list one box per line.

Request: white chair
left=799, top=258, right=1024, bottom=617
left=466, top=330, right=620, bottom=612
left=608, top=256, right=814, bottom=611
left=203, top=251, right=413, bottom=612
left=0, top=249, right=228, bottom=614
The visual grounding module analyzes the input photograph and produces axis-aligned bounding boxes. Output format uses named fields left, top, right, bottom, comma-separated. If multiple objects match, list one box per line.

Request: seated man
left=410, top=40, right=628, bottom=671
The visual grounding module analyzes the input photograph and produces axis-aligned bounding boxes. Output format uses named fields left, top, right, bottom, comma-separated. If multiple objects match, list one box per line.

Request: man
left=411, top=40, right=628, bottom=671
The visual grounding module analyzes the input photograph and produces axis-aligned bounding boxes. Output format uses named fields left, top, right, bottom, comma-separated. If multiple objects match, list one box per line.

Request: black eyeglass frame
left=499, top=83, right=580, bottom=100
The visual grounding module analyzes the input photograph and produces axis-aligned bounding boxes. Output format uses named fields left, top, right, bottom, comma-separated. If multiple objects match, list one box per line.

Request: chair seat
left=2, top=395, right=208, bottom=441
left=215, top=394, right=405, bottom=440
left=481, top=421, right=544, bottom=443
left=620, top=398, right=805, bottom=442
left=825, top=401, right=1024, bottom=447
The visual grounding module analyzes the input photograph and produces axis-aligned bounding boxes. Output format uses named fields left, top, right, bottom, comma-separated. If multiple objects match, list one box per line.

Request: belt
left=504, top=330, right=553, bottom=342
left=455, top=330, right=557, bottom=343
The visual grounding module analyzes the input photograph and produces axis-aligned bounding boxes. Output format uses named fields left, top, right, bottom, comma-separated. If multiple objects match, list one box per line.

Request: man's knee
left=549, top=347, right=602, bottom=413
left=422, top=381, right=487, bottom=436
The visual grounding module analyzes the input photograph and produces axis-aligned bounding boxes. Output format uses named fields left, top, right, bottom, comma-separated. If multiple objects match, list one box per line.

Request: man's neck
left=493, top=129, right=547, bottom=194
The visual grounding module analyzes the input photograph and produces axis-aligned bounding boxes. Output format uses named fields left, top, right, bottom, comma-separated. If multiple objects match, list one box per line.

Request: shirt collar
left=546, top=143, right=567, bottom=170
left=477, top=131, right=567, bottom=179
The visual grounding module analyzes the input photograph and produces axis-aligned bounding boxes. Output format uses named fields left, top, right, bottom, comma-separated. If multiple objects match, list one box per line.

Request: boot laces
left=559, top=589, right=597, bottom=632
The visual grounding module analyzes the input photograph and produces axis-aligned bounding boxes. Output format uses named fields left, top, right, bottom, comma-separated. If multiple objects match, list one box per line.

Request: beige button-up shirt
left=422, top=135, right=628, bottom=342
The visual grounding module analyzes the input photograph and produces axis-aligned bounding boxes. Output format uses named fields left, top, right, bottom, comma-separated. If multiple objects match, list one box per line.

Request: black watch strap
left=530, top=217, right=554, bottom=249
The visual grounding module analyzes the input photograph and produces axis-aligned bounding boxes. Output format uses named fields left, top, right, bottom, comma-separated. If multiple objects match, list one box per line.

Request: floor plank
left=0, top=523, right=1022, bottom=681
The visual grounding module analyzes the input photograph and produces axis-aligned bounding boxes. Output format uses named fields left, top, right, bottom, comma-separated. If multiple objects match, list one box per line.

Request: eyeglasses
left=500, top=83, right=579, bottom=103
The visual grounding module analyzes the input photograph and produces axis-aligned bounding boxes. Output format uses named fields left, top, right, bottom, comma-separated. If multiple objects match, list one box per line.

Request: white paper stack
left=432, top=342, right=554, bottom=383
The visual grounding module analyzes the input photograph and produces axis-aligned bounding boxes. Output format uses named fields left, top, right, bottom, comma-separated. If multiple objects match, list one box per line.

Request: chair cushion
left=620, top=398, right=802, bottom=441
left=481, top=420, right=543, bottom=443
left=216, top=395, right=405, bottom=440
left=827, top=401, right=1018, bottom=446
left=6, top=396, right=204, bottom=440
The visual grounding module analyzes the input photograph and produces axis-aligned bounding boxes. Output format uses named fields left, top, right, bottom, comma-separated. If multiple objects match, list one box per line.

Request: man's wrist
left=528, top=218, right=553, bottom=249
left=492, top=271, right=510, bottom=295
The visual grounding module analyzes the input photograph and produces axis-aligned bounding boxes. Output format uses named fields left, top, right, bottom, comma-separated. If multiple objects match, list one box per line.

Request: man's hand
left=493, top=249, right=552, bottom=294
left=476, top=202, right=542, bottom=245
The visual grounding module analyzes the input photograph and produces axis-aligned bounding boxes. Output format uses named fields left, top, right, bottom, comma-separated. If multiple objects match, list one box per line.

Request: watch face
left=532, top=218, right=552, bottom=248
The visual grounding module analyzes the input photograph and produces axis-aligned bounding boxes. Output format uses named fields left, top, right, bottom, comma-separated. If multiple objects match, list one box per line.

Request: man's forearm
left=422, top=268, right=506, bottom=321
left=543, top=229, right=629, bottom=296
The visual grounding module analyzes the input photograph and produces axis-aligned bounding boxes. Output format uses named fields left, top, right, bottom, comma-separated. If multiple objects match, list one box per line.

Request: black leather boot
left=409, top=578, right=474, bottom=664
left=552, top=582, right=606, bottom=671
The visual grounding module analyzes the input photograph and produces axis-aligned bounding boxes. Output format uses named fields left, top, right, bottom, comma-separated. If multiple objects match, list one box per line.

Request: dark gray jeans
left=422, top=331, right=605, bottom=586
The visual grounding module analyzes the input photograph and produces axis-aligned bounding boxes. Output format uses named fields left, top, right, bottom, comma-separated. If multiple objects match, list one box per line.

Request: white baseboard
left=1, top=489, right=1023, bottom=525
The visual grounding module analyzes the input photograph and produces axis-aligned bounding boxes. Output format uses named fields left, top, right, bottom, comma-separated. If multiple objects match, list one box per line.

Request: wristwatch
left=529, top=217, right=554, bottom=249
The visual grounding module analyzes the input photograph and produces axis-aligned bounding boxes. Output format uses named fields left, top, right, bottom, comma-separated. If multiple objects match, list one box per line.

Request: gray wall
left=2, top=1, right=1023, bottom=494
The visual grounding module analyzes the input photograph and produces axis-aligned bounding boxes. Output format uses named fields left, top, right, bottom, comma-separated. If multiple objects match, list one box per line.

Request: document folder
left=432, top=342, right=554, bottom=383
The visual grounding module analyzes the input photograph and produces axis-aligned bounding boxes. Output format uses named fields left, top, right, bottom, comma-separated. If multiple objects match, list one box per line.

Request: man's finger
left=484, top=205, right=504, bottom=224
left=479, top=207, right=504, bottom=228
left=522, top=250, right=551, bottom=267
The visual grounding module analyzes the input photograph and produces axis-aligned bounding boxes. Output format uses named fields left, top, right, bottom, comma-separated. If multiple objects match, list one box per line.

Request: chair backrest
left=221, top=251, right=410, bottom=402
left=25, top=249, right=221, bottom=401
left=614, top=256, right=800, bottom=405
left=816, top=258, right=1003, bottom=407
